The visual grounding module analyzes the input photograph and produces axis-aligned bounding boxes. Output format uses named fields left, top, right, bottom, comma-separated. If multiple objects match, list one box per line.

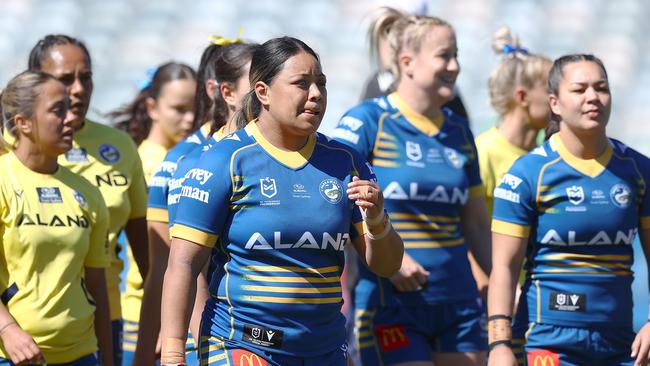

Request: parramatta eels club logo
left=566, top=185, right=585, bottom=205
left=98, top=144, right=120, bottom=163
left=610, top=183, right=631, bottom=208
left=319, top=178, right=343, bottom=204
left=260, top=177, right=277, bottom=198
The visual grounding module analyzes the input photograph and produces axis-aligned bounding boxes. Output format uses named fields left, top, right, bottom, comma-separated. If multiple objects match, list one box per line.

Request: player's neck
left=558, top=125, right=608, bottom=160
left=256, top=117, right=310, bottom=151
left=13, top=142, right=58, bottom=174
left=395, top=84, right=443, bottom=121
left=147, top=127, right=175, bottom=150
left=498, top=111, right=539, bottom=151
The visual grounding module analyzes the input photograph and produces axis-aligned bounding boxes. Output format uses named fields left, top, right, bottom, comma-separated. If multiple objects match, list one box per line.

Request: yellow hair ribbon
left=209, top=27, right=244, bottom=46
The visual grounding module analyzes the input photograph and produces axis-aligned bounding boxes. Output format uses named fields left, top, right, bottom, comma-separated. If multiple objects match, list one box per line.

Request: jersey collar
left=247, top=120, right=316, bottom=170
left=551, top=133, right=612, bottom=178
left=200, top=122, right=212, bottom=139
left=389, top=92, right=444, bottom=136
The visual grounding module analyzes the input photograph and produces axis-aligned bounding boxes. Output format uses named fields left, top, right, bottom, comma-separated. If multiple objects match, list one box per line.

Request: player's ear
left=255, top=81, right=270, bottom=107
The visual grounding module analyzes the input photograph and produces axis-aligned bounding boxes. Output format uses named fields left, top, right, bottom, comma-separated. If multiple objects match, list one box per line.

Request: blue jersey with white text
left=147, top=124, right=210, bottom=223
left=332, top=93, right=483, bottom=307
left=170, top=122, right=374, bottom=357
left=493, top=134, right=650, bottom=328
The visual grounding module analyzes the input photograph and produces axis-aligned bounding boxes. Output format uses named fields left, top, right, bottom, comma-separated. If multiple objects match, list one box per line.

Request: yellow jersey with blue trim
left=492, top=134, right=650, bottom=328
left=170, top=122, right=373, bottom=357
left=57, top=119, right=147, bottom=321
left=475, top=127, right=528, bottom=216
left=121, top=138, right=169, bottom=323
left=0, top=152, right=109, bottom=363
left=332, top=93, right=483, bottom=307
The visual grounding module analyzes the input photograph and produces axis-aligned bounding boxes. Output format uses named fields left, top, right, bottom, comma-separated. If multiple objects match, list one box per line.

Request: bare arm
left=631, top=228, right=650, bottom=366
left=125, top=217, right=150, bottom=282
left=132, top=220, right=169, bottom=365
left=0, top=302, right=43, bottom=365
left=160, top=237, right=211, bottom=365
left=461, top=196, right=492, bottom=275
left=85, top=267, right=114, bottom=366
left=348, top=177, right=403, bottom=277
left=486, top=232, right=527, bottom=366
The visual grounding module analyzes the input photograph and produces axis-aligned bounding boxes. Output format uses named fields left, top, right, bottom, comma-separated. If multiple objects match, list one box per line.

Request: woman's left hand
left=347, top=176, right=384, bottom=220
left=632, top=322, right=650, bottom=365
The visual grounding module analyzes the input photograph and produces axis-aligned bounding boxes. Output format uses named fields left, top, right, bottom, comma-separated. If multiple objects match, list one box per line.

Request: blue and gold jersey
left=147, top=123, right=211, bottom=223
left=170, top=122, right=373, bottom=357
left=332, top=93, right=483, bottom=307
left=493, top=134, right=650, bottom=328
left=0, top=152, right=109, bottom=363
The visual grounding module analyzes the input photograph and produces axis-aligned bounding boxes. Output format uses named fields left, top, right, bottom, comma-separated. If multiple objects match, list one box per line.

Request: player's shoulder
left=82, top=120, right=136, bottom=149
left=59, top=165, right=105, bottom=207
left=199, top=127, right=256, bottom=164
left=610, top=138, right=650, bottom=164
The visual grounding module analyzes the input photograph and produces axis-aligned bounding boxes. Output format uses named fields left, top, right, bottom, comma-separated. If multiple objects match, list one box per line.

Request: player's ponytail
left=109, top=62, right=196, bottom=145
left=0, top=71, right=56, bottom=152
left=233, top=37, right=319, bottom=129
left=487, top=26, right=551, bottom=118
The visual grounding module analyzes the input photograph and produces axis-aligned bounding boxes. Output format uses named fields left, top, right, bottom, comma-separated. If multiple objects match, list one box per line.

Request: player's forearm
left=465, top=224, right=492, bottom=275
left=189, top=268, right=211, bottom=339
left=125, top=217, right=150, bottom=280
left=364, top=228, right=403, bottom=277
left=85, top=268, right=114, bottom=366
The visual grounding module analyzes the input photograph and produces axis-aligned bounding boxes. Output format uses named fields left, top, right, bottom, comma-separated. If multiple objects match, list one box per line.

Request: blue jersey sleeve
left=146, top=159, right=176, bottom=223
left=635, top=151, right=650, bottom=229
left=491, top=158, right=536, bottom=238
left=331, top=102, right=380, bottom=160
left=170, top=147, right=232, bottom=248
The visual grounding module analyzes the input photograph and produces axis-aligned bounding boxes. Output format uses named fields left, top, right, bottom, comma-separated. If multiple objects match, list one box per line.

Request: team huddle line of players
left=1, top=6, right=649, bottom=366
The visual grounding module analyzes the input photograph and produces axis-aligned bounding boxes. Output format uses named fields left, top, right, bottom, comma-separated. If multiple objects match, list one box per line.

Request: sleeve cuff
left=492, top=219, right=530, bottom=238
left=146, top=207, right=169, bottom=223
left=170, top=224, right=219, bottom=247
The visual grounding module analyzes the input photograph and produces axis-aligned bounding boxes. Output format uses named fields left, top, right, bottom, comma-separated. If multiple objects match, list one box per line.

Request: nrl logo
left=406, top=141, right=422, bottom=161
left=260, top=177, right=277, bottom=198
left=566, top=185, right=584, bottom=205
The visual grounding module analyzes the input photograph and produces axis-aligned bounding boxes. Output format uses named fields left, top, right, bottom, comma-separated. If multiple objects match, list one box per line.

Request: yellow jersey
left=0, top=152, right=110, bottom=363
left=122, top=139, right=168, bottom=322
left=475, top=127, right=527, bottom=216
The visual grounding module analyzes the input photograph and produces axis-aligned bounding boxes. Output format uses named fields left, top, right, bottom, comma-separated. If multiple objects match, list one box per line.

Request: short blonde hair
left=487, top=26, right=551, bottom=117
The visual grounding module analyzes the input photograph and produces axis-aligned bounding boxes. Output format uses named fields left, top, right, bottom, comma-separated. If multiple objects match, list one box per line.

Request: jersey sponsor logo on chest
left=36, top=187, right=62, bottom=203
left=245, top=231, right=349, bottom=251
left=540, top=228, right=637, bottom=245
left=17, top=213, right=89, bottom=228
left=64, top=147, right=89, bottom=162
left=383, top=181, right=468, bottom=204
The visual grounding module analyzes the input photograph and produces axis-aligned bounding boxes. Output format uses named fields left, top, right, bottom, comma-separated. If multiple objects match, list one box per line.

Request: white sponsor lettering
left=494, top=187, right=520, bottom=203
left=383, top=181, right=468, bottom=204
left=185, top=168, right=213, bottom=185
left=150, top=176, right=169, bottom=188
left=339, top=116, right=364, bottom=131
left=156, top=161, right=177, bottom=174
left=180, top=186, right=210, bottom=203
left=500, top=174, right=523, bottom=190
left=540, top=228, right=637, bottom=245
left=244, top=231, right=350, bottom=251
left=331, top=129, right=360, bottom=144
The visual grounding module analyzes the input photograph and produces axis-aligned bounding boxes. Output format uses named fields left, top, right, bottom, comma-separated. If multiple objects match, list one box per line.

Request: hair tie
left=209, top=27, right=244, bottom=46
left=502, top=43, right=529, bottom=55
left=137, top=66, right=157, bottom=91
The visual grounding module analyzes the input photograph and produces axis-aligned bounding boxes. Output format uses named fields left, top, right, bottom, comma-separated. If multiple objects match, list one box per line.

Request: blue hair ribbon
left=137, top=66, right=157, bottom=91
left=502, top=43, right=529, bottom=55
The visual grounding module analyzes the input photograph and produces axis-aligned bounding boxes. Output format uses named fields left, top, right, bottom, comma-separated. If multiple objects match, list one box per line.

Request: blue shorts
left=121, top=320, right=198, bottom=366
left=198, top=335, right=347, bottom=366
left=355, top=299, right=487, bottom=365
left=0, top=352, right=99, bottom=366
left=112, top=319, right=123, bottom=366
left=512, top=323, right=634, bottom=366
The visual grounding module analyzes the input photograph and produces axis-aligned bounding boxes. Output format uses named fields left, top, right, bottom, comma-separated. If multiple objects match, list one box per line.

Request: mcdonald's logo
left=527, top=349, right=559, bottom=366
left=374, top=324, right=409, bottom=352
left=232, top=349, right=268, bottom=366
